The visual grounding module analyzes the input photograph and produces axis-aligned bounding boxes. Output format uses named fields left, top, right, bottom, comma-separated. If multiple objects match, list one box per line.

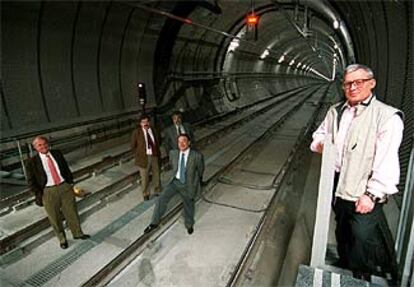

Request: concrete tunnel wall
left=1, top=2, right=159, bottom=136
left=1, top=1, right=322, bottom=137
left=1, top=1, right=412, bottom=149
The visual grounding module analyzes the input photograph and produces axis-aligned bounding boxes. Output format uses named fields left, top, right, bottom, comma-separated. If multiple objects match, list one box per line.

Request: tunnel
left=1, top=0, right=413, bottom=286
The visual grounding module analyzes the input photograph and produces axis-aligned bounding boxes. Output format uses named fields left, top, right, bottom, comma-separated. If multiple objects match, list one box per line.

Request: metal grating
left=295, top=265, right=370, bottom=287
left=22, top=242, right=95, bottom=287
left=20, top=196, right=160, bottom=286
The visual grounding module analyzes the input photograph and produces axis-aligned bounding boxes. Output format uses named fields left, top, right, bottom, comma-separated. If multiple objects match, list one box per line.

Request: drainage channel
left=226, top=85, right=333, bottom=287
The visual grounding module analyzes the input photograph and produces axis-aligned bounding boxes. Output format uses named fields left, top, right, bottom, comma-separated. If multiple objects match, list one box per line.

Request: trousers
left=138, top=155, right=161, bottom=197
left=333, top=197, right=389, bottom=273
left=151, top=179, right=195, bottom=228
left=43, top=182, right=83, bottom=243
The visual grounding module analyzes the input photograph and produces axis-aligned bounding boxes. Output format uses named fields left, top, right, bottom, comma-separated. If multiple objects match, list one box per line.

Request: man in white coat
left=310, top=64, right=404, bottom=280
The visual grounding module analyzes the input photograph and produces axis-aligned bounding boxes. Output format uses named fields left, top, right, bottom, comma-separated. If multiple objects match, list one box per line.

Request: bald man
left=26, top=136, right=89, bottom=249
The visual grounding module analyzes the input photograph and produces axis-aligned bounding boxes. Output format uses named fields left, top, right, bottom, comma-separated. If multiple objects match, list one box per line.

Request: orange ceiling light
left=246, top=13, right=259, bottom=26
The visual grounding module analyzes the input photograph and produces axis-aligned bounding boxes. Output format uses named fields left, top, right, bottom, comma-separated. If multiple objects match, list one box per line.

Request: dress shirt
left=39, top=152, right=65, bottom=187
left=334, top=104, right=356, bottom=172
left=175, top=148, right=190, bottom=180
left=143, top=128, right=156, bottom=155
left=176, top=124, right=186, bottom=135
left=310, top=96, right=404, bottom=198
left=366, top=113, right=403, bottom=198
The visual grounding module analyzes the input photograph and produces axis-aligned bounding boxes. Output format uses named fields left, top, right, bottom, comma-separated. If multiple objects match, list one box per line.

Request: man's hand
left=355, top=194, right=375, bottom=214
left=315, top=142, right=324, bottom=154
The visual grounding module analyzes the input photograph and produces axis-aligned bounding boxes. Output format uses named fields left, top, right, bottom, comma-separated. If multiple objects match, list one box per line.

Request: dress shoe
left=144, top=224, right=158, bottom=234
left=60, top=241, right=68, bottom=249
left=74, top=234, right=91, bottom=240
left=187, top=227, right=194, bottom=235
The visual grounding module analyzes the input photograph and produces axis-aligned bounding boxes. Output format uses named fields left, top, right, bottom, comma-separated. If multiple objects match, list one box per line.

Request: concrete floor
left=0, top=90, right=331, bottom=287
left=108, top=97, right=325, bottom=287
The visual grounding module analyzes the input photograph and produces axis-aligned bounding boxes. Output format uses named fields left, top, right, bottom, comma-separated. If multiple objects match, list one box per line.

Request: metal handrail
left=395, top=140, right=414, bottom=286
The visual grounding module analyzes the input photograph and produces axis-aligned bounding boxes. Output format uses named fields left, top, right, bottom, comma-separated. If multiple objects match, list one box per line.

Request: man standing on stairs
left=144, top=133, right=204, bottom=235
left=164, top=111, right=195, bottom=156
left=310, top=64, right=404, bottom=281
left=131, top=114, right=162, bottom=201
left=26, top=136, right=90, bottom=249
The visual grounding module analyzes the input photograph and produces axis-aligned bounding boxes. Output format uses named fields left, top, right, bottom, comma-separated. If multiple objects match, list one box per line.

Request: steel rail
left=1, top=87, right=319, bottom=257
left=81, top=86, right=323, bottom=287
left=226, top=85, right=332, bottom=287
left=1, top=93, right=309, bottom=257
left=1, top=86, right=312, bottom=210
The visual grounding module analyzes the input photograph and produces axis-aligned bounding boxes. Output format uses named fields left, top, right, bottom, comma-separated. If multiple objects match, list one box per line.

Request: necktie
left=179, top=152, right=186, bottom=184
left=46, top=154, right=61, bottom=185
left=146, top=130, right=156, bottom=154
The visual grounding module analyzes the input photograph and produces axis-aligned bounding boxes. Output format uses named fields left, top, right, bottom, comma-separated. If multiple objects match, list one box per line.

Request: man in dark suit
left=131, top=114, right=161, bottom=200
left=144, top=133, right=204, bottom=235
left=164, top=111, right=195, bottom=155
left=26, top=136, right=90, bottom=249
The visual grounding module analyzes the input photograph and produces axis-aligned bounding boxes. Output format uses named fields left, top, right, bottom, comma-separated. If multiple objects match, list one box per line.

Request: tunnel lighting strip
left=127, top=2, right=256, bottom=47
left=260, top=49, right=270, bottom=59
left=127, top=2, right=313, bottom=76
left=333, top=19, right=340, bottom=30
left=309, top=68, right=330, bottom=81
left=271, top=0, right=332, bottom=80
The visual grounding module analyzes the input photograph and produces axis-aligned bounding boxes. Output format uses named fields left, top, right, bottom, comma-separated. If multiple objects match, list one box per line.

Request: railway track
left=0, top=85, right=315, bottom=212
left=82, top=85, right=330, bottom=287
left=0, top=84, right=332, bottom=287
left=0, top=85, right=319, bottom=256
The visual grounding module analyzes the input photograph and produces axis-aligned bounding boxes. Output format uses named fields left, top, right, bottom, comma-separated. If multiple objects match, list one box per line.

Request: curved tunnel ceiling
left=1, top=0, right=411, bottom=138
left=146, top=0, right=410, bottom=112
left=156, top=0, right=350, bottom=82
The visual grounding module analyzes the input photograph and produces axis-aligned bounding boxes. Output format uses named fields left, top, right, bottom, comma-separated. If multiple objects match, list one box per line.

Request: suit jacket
left=26, top=150, right=73, bottom=205
left=169, top=148, right=204, bottom=198
left=131, top=127, right=161, bottom=168
left=164, top=122, right=194, bottom=154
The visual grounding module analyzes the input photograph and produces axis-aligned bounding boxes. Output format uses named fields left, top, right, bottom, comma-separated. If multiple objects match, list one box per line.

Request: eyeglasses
left=342, top=78, right=373, bottom=90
